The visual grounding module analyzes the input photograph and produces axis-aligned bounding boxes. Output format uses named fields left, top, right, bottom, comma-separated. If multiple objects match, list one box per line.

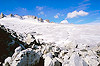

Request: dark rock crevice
left=0, top=25, right=25, bottom=65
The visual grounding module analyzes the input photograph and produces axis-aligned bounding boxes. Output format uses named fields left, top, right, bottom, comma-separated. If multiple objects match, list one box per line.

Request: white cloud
left=67, top=10, right=88, bottom=18
left=76, top=20, right=84, bottom=23
left=36, top=6, right=43, bottom=10
left=60, top=20, right=68, bottom=24
left=38, top=11, right=44, bottom=15
left=54, top=15, right=59, bottom=18
left=22, top=8, right=27, bottom=11
left=40, top=11, right=44, bottom=15
left=54, top=13, right=60, bottom=18
left=38, top=11, right=46, bottom=17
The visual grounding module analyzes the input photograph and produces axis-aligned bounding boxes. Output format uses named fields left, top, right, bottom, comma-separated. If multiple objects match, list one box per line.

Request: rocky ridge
left=0, top=13, right=54, bottom=23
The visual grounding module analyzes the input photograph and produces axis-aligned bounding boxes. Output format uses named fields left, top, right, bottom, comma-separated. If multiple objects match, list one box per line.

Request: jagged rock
left=14, top=14, right=21, bottom=18
left=3, top=48, right=40, bottom=66
left=9, top=14, right=14, bottom=17
left=27, top=15, right=36, bottom=19
left=32, top=16, right=36, bottom=19
left=52, top=58, right=61, bottom=66
left=45, top=19, right=50, bottom=23
left=80, top=49, right=87, bottom=52
left=42, top=45, right=52, bottom=54
left=54, top=46, right=61, bottom=52
left=27, top=15, right=33, bottom=18
left=44, top=56, right=61, bottom=66
left=36, top=17, right=38, bottom=20
left=44, top=56, right=53, bottom=66
left=15, top=46, right=22, bottom=53
left=3, top=57, right=11, bottom=66
left=0, top=13, right=4, bottom=18
left=84, top=55, right=99, bottom=66
left=53, top=52, right=59, bottom=57
left=43, top=52, right=53, bottom=59
left=39, top=18, right=43, bottom=22
left=67, top=53, right=88, bottom=66
left=62, top=55, right=70, bottom=66
left=96, top=50, right=100, bottom=56
left=59, top=50, right=68, bottom=58
left=51, top=21, right=55, bottom=23
left=0, top=25, right=19, bottom=65
left=25, top=34, right=35, bottom=45
left=64, top=40, right=77, bottom=49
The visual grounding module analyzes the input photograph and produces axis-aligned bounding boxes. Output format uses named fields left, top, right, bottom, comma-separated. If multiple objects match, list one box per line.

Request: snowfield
left=0, top=17, right=100, bottom=66
left=0, top=17, right=100, bottom=47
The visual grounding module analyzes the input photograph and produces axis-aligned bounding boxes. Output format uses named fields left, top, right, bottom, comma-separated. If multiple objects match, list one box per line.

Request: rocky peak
left=45, top=19, right=50, bottom=23
left=9, top=14, right=14, bottom=17
left=39, top=18, right=43, bottom=22
left=0, top=13, right=4, bottom=18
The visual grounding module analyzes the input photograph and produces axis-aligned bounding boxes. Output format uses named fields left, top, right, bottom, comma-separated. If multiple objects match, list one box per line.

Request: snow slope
left=0, top=17, right=100, bottom=48
left=1, top=17, right=100, bottom=66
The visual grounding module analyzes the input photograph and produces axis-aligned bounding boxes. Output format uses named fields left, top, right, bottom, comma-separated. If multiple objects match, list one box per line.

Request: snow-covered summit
left=0, top=13, right=53, bottom=23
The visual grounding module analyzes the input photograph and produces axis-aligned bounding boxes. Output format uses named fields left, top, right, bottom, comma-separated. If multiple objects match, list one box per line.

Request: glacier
left=0, top=14, right=100, bottom=66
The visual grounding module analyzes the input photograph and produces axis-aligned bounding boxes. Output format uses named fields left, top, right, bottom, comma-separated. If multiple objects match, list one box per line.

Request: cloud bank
left=60, top=20, right=68, bottom=24
left=67, top=10, right=88, bottom=18
left=36, top=6, right=43, bottom=10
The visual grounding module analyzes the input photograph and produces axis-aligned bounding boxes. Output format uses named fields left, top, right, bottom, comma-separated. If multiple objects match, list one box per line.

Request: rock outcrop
left=14, top=14, right=22, bottom=19
left=27, top=15, right=37, bottom=19
left=0, top=13, right=4, bottom=18
left=39, top=18, right=43, bottom=22
left=9, top=14, right=14, bottom=17
left=3, top=48, right=41, bottom=66
left=45, top=19, right=50, bottom=23
left=0, top=25, right=25, bottom=65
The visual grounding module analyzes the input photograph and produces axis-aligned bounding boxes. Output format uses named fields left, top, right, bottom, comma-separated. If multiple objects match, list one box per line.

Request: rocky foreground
left=0, top=14, right=100, bottom=66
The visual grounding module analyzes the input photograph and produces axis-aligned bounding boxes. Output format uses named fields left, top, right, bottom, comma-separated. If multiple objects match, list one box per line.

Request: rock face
left=0, top=13, right=4, bottom=18
left=9, top=14, right=14, bottom=17
left=51, top=21, right=55, bottom=23
left=35, top=16, right=38, bottom=20
left=3, top=48, right=40, bottom=66
left=24, top=34, right=35, bottom=45
left=39, top=18, right=43, bottom=22
left=45, top=19, right=50, bottom=23
left=27, top=15, right=36, bottom=19
left=44, top=56, right=61, bottom=66
left=14, top=14, right=22, bottom=19
left=0, top=25, right=22, bottom=65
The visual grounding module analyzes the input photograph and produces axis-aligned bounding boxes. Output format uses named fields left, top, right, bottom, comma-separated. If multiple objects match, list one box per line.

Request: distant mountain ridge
left=0, top=13, right=55, bottom=23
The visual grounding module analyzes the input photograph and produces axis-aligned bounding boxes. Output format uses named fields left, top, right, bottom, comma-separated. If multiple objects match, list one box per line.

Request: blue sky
left=0, top=0, right=100, bottom=24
